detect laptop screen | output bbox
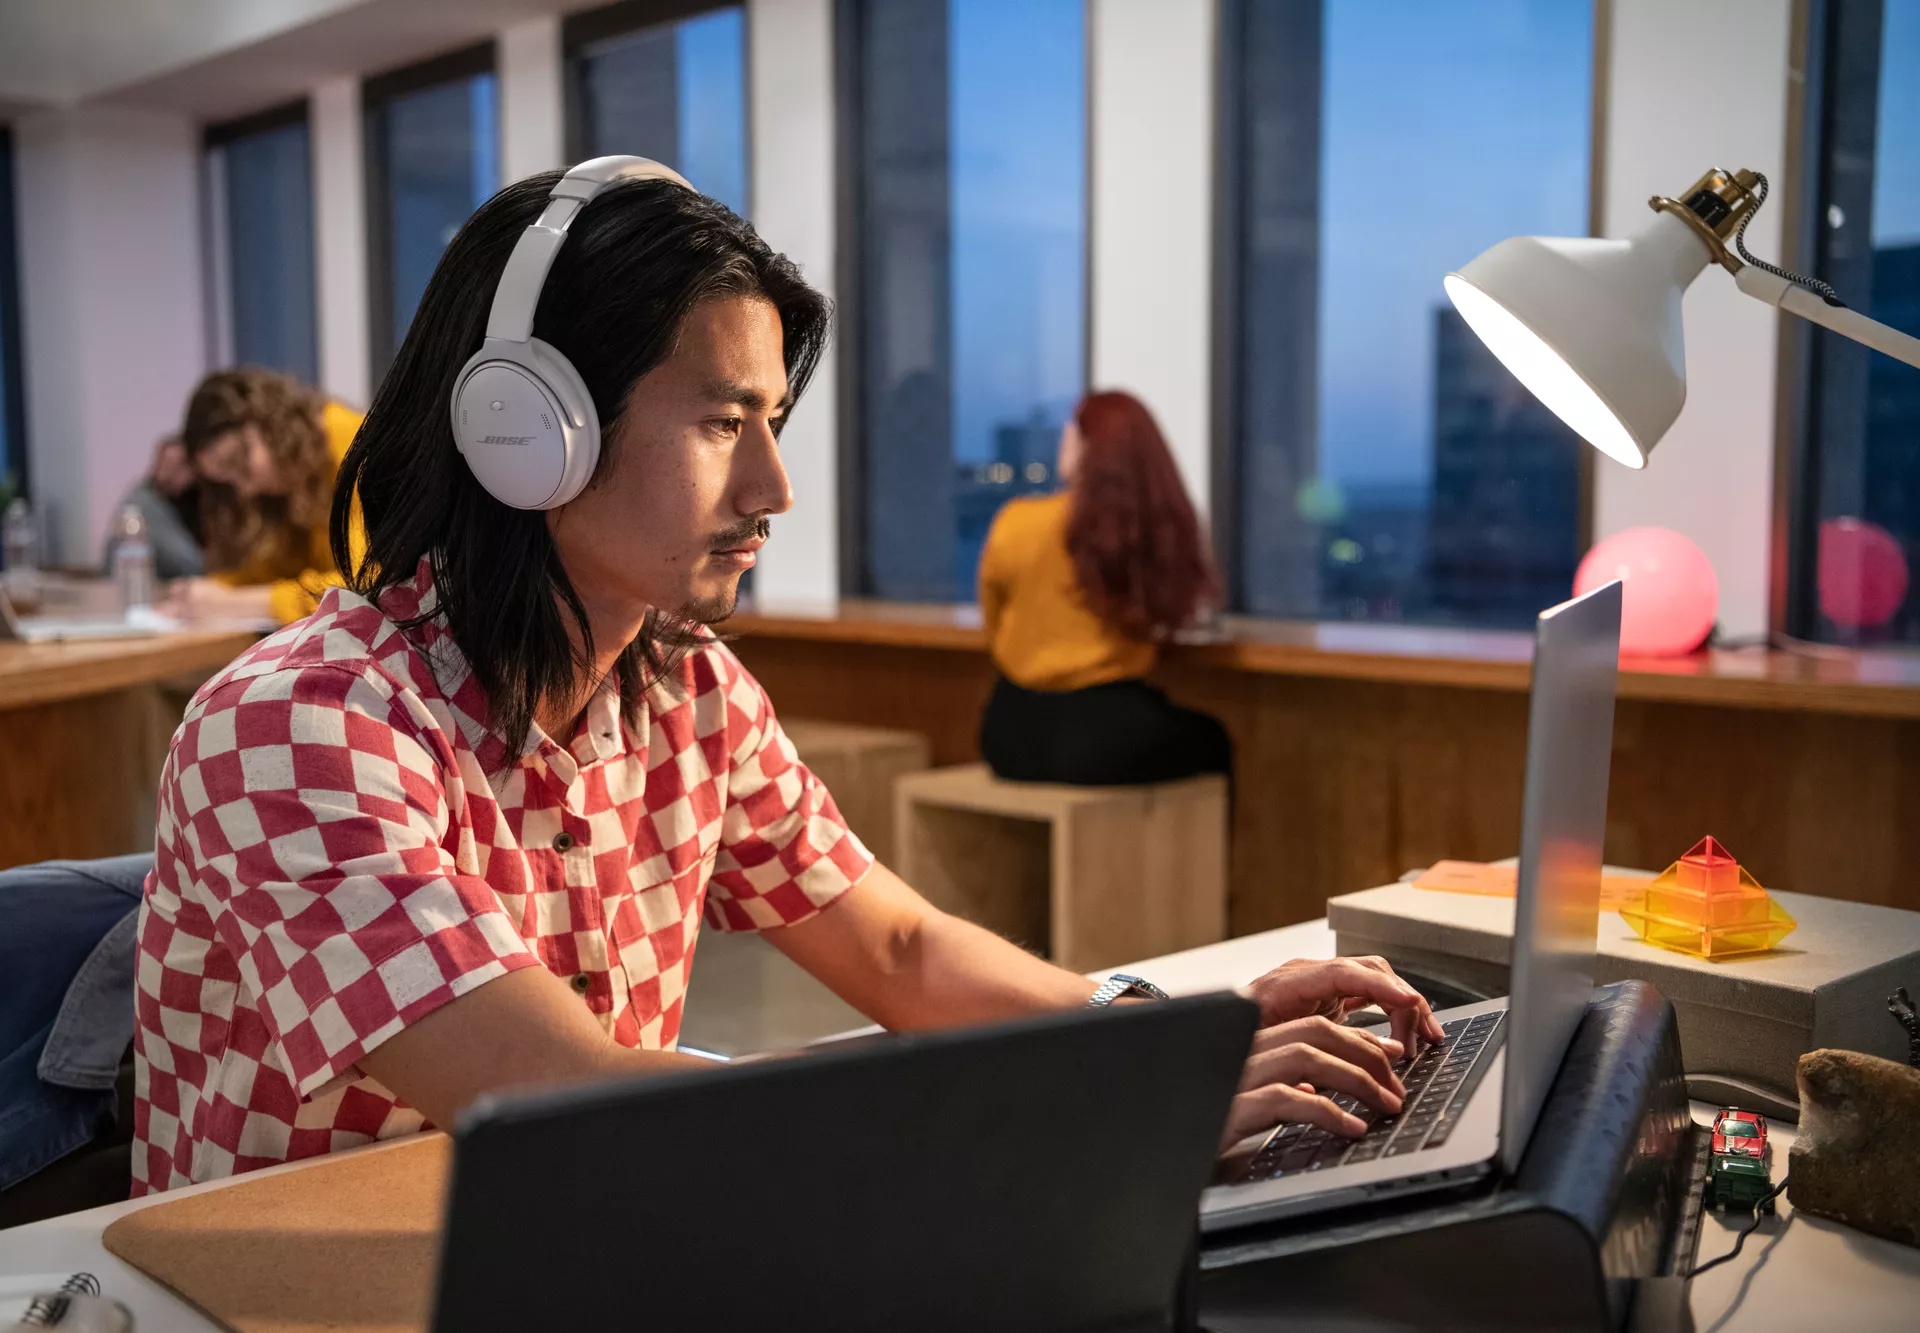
[1499,580,1621,1173]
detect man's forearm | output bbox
[856,903,1099,1031]
[771,863,1105,1033]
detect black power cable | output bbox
[1689,1176,1792,1279]
[1731,171,1846,307]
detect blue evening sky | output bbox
[1318,0,1591,490]
[949,0,1085,466]
[1876,0,1920,245]
[678,8,748,216]
[936,0,1590,487]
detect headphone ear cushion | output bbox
[449,343,600,511]
[527,339,601,508]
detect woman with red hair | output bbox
[977,390,1230,785]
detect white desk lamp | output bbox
[1446,168,1920,470]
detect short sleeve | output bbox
[704,655,874,933]
[161,664,539,1099]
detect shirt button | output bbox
[570,973,591,995]
[552,832,575,853]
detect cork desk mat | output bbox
[102,1135,449,1333]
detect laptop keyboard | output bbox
[1239,1010,1507,1183]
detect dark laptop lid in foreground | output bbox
[433,993,1258,1333]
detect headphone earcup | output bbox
[525,339,601,508]
[449,343,600,510]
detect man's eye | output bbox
[712,417,744,438]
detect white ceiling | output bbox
[0,0,600,122]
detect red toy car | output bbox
[1711,1109,1768,1159]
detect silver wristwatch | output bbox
[1087,973,1171,1007]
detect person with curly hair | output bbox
[162,367,365,624]
[977,390,1231,785]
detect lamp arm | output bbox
[1733,265,1920,370]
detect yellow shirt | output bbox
[977,492,1155,691]
[214,400,366,624]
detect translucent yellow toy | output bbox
[1618,836,1797,959]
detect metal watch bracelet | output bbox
[1087,973,1171,1007]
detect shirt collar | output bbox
[381,556,637,780]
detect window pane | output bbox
[572,7,748,215]
[1228,0,1592,626]
[852,0,1086,601]
[219,120,318,383]
[1800,0,1920,643]
[0,129,23,496]
[372,69,498,376]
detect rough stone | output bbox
[1789,1048,1920,1248]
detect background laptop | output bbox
[435,993,1257,1333]
[0,587,162,642]
[1201,579,1622,1233]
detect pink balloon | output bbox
[1818,517,1909,630]
[1574,527,1719,657]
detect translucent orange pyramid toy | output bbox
[1618,837,1796,959]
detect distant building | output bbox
[1859,241,1920,637]
[1425,306,1582,627]
[953,409,1065,597]
[1318,482,1431,621]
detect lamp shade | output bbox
[1444,210,1712,469]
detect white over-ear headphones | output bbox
[450,155,695,510]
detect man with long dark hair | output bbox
[130,164,1440,1195]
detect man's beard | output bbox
[679,515,770,626]
[682,587,740,626]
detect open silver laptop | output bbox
[0,587,167,642]
[1200,579,1622,1232]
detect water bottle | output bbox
[3,496,40,612]
[111,504,155,613]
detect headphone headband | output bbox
[483,155,694,345]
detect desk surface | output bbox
[0,580,257,713]
[2,920,1915,1331]
[733,598,1920,720]
[0,632,260,713]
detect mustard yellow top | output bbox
[977,492,1155,691]
[214,400,366,624]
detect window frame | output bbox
[561,0,745,166]
[201,99,315,379]
[1772,0,1903,643]
[0,125,28,500]
[1207,0,1607,622]
[831,0,1094,601]
[362,41,499,383]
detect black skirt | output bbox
[978,675,1233,787]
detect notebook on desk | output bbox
[0,588,161,643]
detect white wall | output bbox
[747,0,841,605]
[1594,0,1794,639]
[311,75,369,408]
[500,15,564,183]
[1087,0,1217,517]
[13,104,206,565]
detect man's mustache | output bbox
[710,516,771,551]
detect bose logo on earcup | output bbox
[479,435,537,446]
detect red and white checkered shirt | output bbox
[132,559,872,1195]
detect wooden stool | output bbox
[782,718,931,866]
[894,764,1228,973]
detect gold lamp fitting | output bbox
[1647,168,1763,274]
